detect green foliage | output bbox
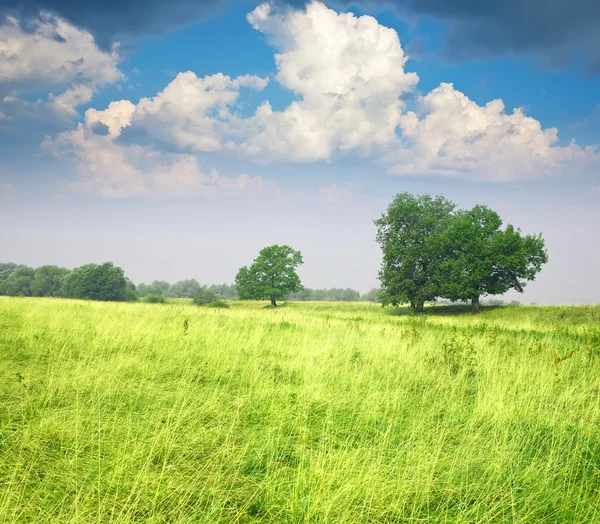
[235,244,304,307]
[193,289,217,306]
[0,265,35,296]
[170,279,202,298]
[289,287,361,301]
[61,262,130,302]
[144,293,166,304]
[137,281,172,298]
[30,265,70,297]
[207,283,238,299]
[361,288,381,303]
[375,193,455,311]
[437,205,548,311]
[207,299,230,308]
[376,194,548,312]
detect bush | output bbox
[193,289,217,306]
[144,294,166,304]
[207,300,229,308]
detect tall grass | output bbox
[1,297,599,522]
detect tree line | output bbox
[0,261,378,304]
[0,193,547,311]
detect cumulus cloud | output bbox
[389,83,599,180]
[40,1,599,188]
[129,72,268,152]
[80,72,268,152]
[241,2,418,161]
[0,12,122,118]
[43,121,278,199]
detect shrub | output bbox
[207,300,229,308]
[144,294,166,304]
[193,289,217,306]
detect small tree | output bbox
[235,245,303,307]
[437,205,548,312]
[375,193,455,312]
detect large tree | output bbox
[437,205,548,312]
[30,265,70,297]
[0,266,35,296]
[235,245,304,307]
[62,262,130,302]
[375,193,455,312]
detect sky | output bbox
[0,0,599,303]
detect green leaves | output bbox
[375,193,455,309]
[235,245,304,307]
[376,193,548,311]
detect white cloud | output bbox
[0,13,122,117]
[43,124,278,199]
[85,100,136,138]
[389,83,599,180]
[36,1,599,188]
[242,2,418,161]
[131,72,268,152]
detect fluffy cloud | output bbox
[130,72,268,152]
[390,83,598,180]
[242,2,418,161]
[0,13,122,117]
[44,122,277,198]
[82,72,268,152]
[40,1,599,190]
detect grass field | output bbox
[1,297,600,522]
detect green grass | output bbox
[1,297,600,522]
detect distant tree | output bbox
[288,287,361,301]
[1,266,35,296]
[375,193,455,313]
[150,281,172,296]
[62,262,130,301]
[193,289,217,306]
[30,265,70,297]
[207,283,238,300]
[170,279,202,298]
[137,281,172,298]
[124,277,138,302]
[144,294,166,304]
[0,262,17,273]
[235,245,304,307]
[361,288,381,303]
[437,205,548,312]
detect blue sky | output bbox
[1,0,599,303]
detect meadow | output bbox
[1,297,599,522]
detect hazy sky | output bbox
[1,0,599,303]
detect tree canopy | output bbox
[235,245,304,307]
[61,262,131,302]
[375,193,456,312]
[436,205,548,311]
[376,194,548,312]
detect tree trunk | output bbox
[270,296,277,308]
[471,296,480,313]
[415,301,424,314]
